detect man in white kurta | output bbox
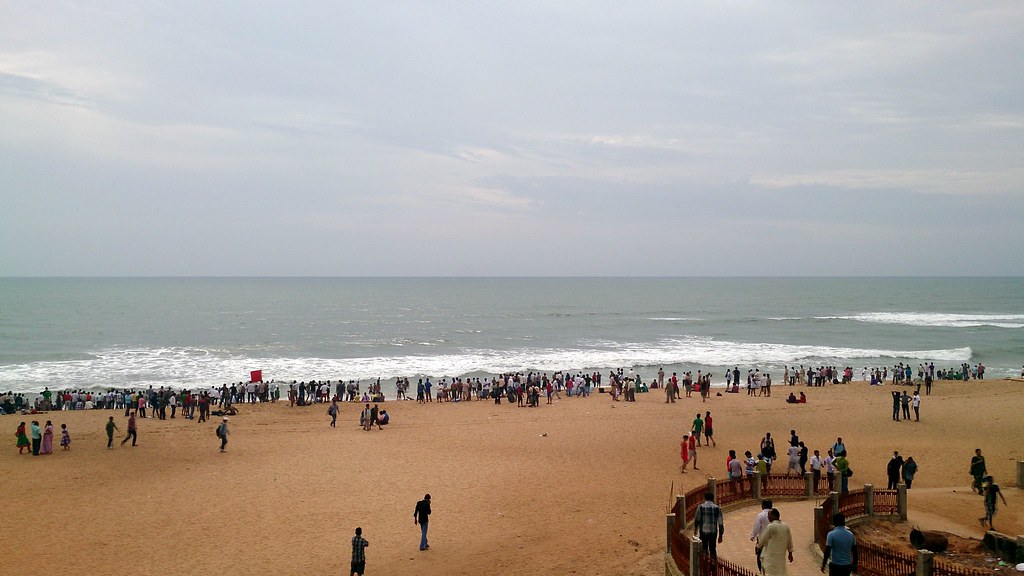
[757,509,793,576]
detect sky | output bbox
[2,2,1023,276]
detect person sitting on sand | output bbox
[378,409,389,426]
[786,393,798,404]
[798,392,806,404]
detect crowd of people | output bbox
[0,358,1009,416]
[712,431,855,495]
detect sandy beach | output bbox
[4,378,1022,576]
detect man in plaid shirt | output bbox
[693,492,725,558]
[351,527,369,576]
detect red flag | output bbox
[250,370,262,383]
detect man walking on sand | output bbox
[414,494,431,550]
[969,449,986,495]
[350,527,369,576]
[120,411,137,447]
[979,476,1008,531]
[105,416,118,449]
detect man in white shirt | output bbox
[758,508,794,576]
[824,449,836,492]
[786,444,801,476]
[750,499,773,574]
[809,449,824,493]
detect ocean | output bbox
[1,277,1021,396]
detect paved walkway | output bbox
[716,498,824,575]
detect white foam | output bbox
[818,312,1024,329]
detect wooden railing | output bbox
[855,539,917,576]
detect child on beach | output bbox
[60,424,71,449]
[680,434,692,473]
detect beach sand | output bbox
[3,379,1022,576]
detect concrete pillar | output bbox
[689,536,702,576]
[831,491,840,516]
[865,483,874,516]
[805,471,814,497]
[916,549,933,576]
[898,484,908,521]
[676,495,686,528]
[814,506,824,548]
[753,472,762,500]
[707,477,717,501]
[666,513,674,555]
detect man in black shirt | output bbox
[414,494,432,550]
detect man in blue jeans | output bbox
[414,494,431,550]
[821,513,857,575]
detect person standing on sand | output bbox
[886,451,903,490]
[105,416,118,449]
[680,434,693,473]
[16,422,30,454]
[758,508,793,576]
[900,391,911,420]
[785,443,800,476]
[902,457,918,489]
[891,391,901,421]
[969,449,986,495]
[691,413,704,444]
[658,367,665,389]
[414,494,431,550]
[60,423,71,450]
[218,417,229,452]
[832,437,846,457]
[693,492,725,559]
[912,391,920,421]
[40,420,53,454]
[30,421,41,456]
[361,404,372,431]
[834,452,850,495]
[810,449,823,492]
[704,411,716,447]
[328,400,339,427]
[824,449,836,492]
[350,527,369,576]
[728,451,745,494]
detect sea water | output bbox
[0,277,1021,395]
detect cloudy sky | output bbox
[2,2,1022,276]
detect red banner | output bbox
[250,370,262,383]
